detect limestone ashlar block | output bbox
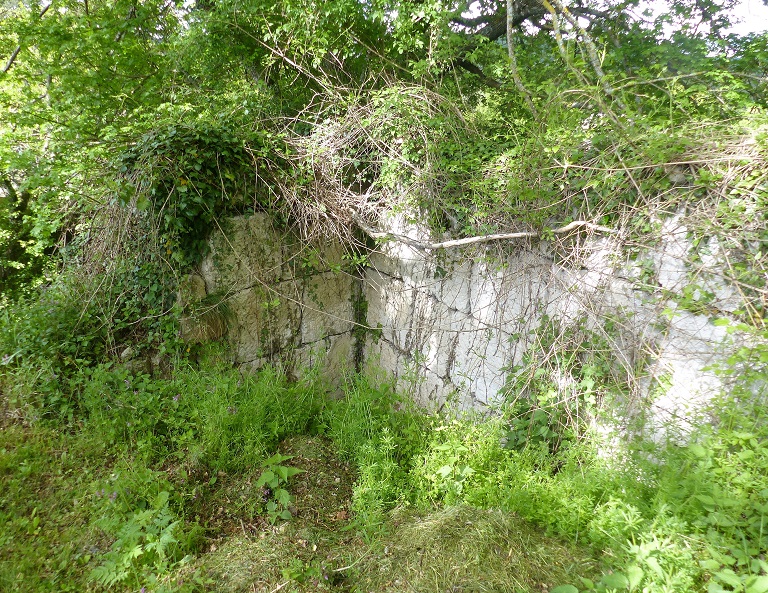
[299,271,357,345]
[179,307,228,344]
[203,214,284,293]
[177,273,229,344]
[293,333,356,383]
[229,283,302,364]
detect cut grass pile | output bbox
[357,505,598,593]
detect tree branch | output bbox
[450,13,496,28]
[452,9,546,41]
[355,218,617,251]
[507,0,539,116]
[453,59,502,88]
[2,2,53,75]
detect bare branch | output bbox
[356,217,617,251]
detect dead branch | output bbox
[355,217,617,251]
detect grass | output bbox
[0,423,109,591]
[2,345,768,593]
[0,361,604,593]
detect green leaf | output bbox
[645,557,665,579]
[262,453,293,467]
[600,572,629,590]
[551,586,579,593]
[626,565,644,590]
[283,467,304,479]
[701,559,722,571]
[715,569,743,589]
[746,576,768,593]
[255,470,275,488]
[688,444,708,457]
[275,488,291,506]
[695,494,717,507]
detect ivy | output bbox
[119,122,285,267]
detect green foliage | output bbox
[5,326,768,593]
[79,366,197,463]
[502,316,622,460]
[413,418,508,508]
[0,355,326,592]
[0,177,54,300]
[119,121,286,266]
[0,425,107,592]
[255,453,304,524]
[189,366,322,472]
[322,375,428,534]
[74,359,323,471]
[0,0,178,298]
[0,4,766,587]
[90,489,185,589]
[324,375,427,466]
[0,258,180,417]
[317,362,768,593]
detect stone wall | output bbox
[197,211,744,437]
[182,215,360,381]
[361,213,736,438]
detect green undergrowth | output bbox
[1,336,768,592]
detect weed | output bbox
[255,453,304,523]
[90,490,185,589]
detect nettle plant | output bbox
[90,489,186,590]
[256,453,304,524]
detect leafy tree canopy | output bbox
[0,0,766,297]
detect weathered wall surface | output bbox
[182,215,360,380]
[362,213,736,437]
[199,212,744,437]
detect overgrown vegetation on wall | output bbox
[2,0,768,591]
